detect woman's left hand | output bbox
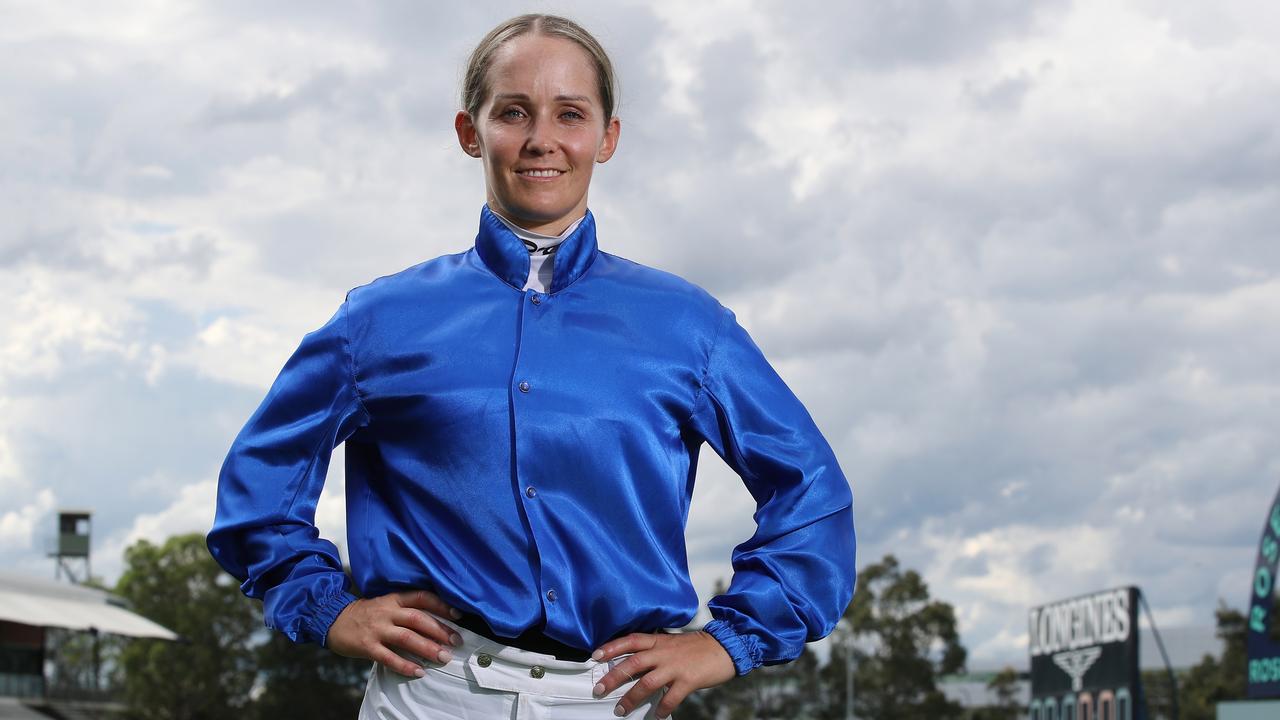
[591,629,737,718]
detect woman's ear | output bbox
[455,111,482,158]
[596,116,621,163]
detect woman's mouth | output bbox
[517,169,564,178]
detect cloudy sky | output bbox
[3,0,1278,669]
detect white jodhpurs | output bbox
[358,611,670,719]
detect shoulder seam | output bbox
[341,290,372,421]
[681,304,732,428]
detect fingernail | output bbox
[593,682,605,698]
[614,705,625,717]
[449,607,463,619]
[591,649,604,661]
[414,667,425,678]
[438,649,453,663]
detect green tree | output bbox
[1174,603,1247,720]
[250,631,371,720]
[837,554,967,719]
[114,533,260,720]
[982,666,1021,720]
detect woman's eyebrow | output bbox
[492,92,591,103]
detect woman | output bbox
[207,13,856,719]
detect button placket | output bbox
[513,285,567,629]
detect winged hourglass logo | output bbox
[1052,646,1103,691]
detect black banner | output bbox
[1028,587,1141,720]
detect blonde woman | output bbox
[208,13,856,719]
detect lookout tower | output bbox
[47,509,92,584]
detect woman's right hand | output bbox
[325,590,466,677]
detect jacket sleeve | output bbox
[683,305,857,676]
[206,297,370,647]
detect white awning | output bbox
[0,572,178,641]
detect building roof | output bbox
[0,571,177,641]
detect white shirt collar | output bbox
[490,209,586,254]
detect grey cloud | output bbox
[766,0,1071,69]
[964,69,1037,113]
[1021,543,1054,576]
[199,68,352,127]
[952,551,990,577]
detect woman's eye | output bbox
[561,110,585,120]
[501,108,526,119]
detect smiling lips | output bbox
[517,168,565,178]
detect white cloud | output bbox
[0,489,56,551]
[0,268,138,383]
[96,478,217,583]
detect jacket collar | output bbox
[474,205,599,294]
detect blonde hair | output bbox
[461,14,618,125]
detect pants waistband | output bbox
[450,610,594,661]
[418,611,635,699]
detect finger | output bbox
[372,644,427,678]
[396,589,463,620]
[395,607,463,648]
[594,652,653,698]
[654,680,693,720]
[614,666,673,718]
[381,624,454,665]
[593,631,660,662]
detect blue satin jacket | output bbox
[206,206,856,676]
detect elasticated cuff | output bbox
[702,618,762,676]
[309,589,360,648]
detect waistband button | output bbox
[530,665,545,679]
[476,653,492,667]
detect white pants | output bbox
[359,612,669,719]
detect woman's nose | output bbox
[524,116,556,155]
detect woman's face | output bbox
[456,34,621,235]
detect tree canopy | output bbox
[841,553,968,719]
[112,532,368,720]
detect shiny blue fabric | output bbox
[206,206,856,676]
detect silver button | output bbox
[530,665,546,679]
[525,486,537,498]
[518,381,531,393]
[546,589,557,602]
[531,295,541,305]
[476,653,492,667]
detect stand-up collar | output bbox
[474,205,599,294]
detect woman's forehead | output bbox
[486,34,600,102]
